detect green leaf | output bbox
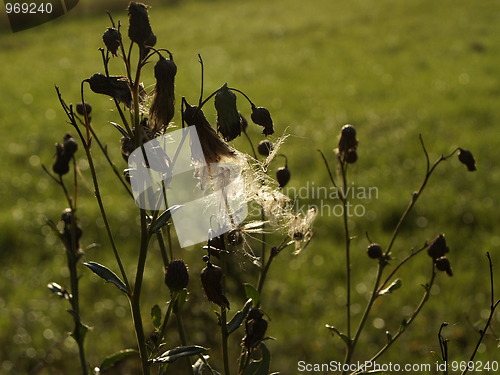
[149,205,182,234]
[67,309,90,341]
[227,299,253,335]
[150,345,208,364]
[243,343,271,375]
[47,282,71,300]
[84,262,128,293]
[244,283,260,307]
[379,279,402,296]
[110,122,130,138]
[151,305,162,330]
[99,349,138,370]
[325,324,351,346]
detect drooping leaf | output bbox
[99,349,138,370]
[227,299,253,335]
[149,205,182,233]
[325,324,351,346]
[151,345,208,364]
[151,305,162,330]
[192,355,221,375]
[84,262,128,293]
[378,279,402,296]
[110,122,130,138]
[244,283,260,307]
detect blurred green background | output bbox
[1,0,499,373]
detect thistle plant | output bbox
[42,2,499,375]
[45,2,313,374]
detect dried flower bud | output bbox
[276,166,291,188]
[257,140,273,156]
[251,105,274,136]
[61,209,83,255]
[128,2,154,46]
[149,55,177,134]
[183,99,234,163]
[367,243,383,259]
[338,124,358,154]
[205,235,225,259]
[458,148,476,172]
[76,102,92,116]
[427,234,449,259]
[102,27,122,56]
[164,259,189,292]
[435,256,453,276]
[242,308,268,351]
[87,73,132,107]
[215,84,242,141]
[52,143,70,176]
[200,261,230,309]
[345,149,358,164]
[63,134,78,158]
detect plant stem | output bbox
[174,301,195,375]
[221,306,231,375]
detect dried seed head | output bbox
[127,2,154,46]
[63,133,78,158]
[345,149,358,164]
[164,259,189,292]
[200,261,230,309]
[427,234,449,259]
[215,84,242,141]
[61,209,83,255]
[102,27,122,56]
[228,229,243,246]
[276,166,291,188]
[435,256,453,276]
[251,105,274,136]
[242,308,268,351]
[338,124,358,154]
[257,140,273,157]
[76,102,92,116]
[87,74,132,107]
[149,55,177,134]
[183,99,235,163]
[458,148,476,172]
[52,144,69,176]
[367,243,383,259]
[206,235,225,259]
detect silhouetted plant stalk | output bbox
[321,127,476,374]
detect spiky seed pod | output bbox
[149,56,177,134]
[276,166,291,188]
[458,148,476,172]
[427,234,449,259]
[200,261,230,309]
[76,102,92,117]
[127,2,154,46]
[435,256,453,276]
[215,84,242,141]
[102,27,122,56]
[87,74,132,108]
[367,243,383,259]
[345,149,358,164]
[251,105,274,136]
[182,99,235,163]
[164,259,189,292]
[338,124,358,154]
[257,140,273,156]
[242,308,268,351]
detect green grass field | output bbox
[1,0,500,373]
